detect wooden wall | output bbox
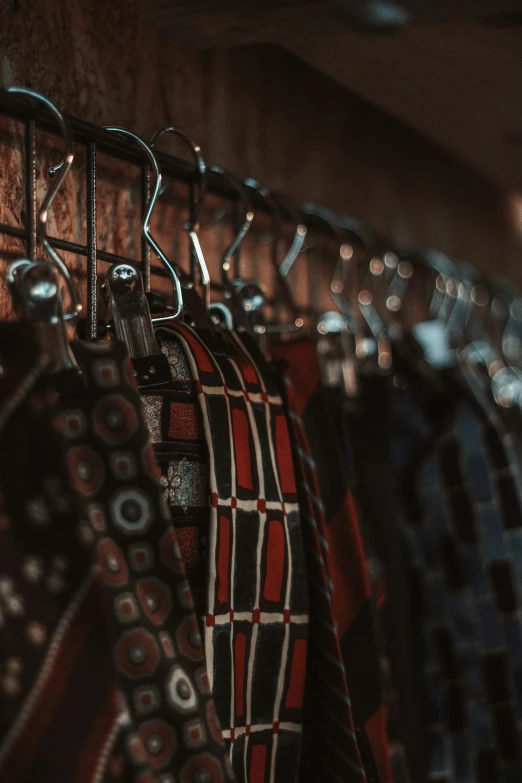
[0,0,521,319]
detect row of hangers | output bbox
[4,88,522,413]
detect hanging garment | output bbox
[393,364,522,783]
[0,325,232,783]
[344,375,426,783]
[0,323,116,783]
[142,324,309,782]
[271,337,393,783]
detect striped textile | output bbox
[271,337,393,783]
[154,324,309,782]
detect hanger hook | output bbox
[208,166,254,286]
[8,87,81,321]
[242,178,304,331]
[243,178,307,277]
[271,193,308,278]
[301,204,357,327]
[150,126,210,311]
[103,126,183,322]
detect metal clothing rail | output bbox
[0,88,351,338]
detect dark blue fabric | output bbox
[392,376,522,782]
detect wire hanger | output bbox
[198,166,254,331]
[104,126,183,323]
[7,87,81,321]
[243,178,306,336]
[211,166,255,287]
[488,276,522,408]
[150,125,213,328]
[102,127,183,387]
[272,192,308,279]
[302,204,362,394]
[303,204,360,332]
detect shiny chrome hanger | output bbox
[8,87,81,321]
[7,259,79,373]
[300,205,362,393]
[423,249,461,325]
[243,178,306,336]
[150,125,212,326]
[105,263,172,386]
[467,274,522,409]
[489,276,522,370]
[103,128,183,386]
[206,165,255,331]
[105,126,184,323]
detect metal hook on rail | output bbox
[8,87,81,321]
[150,125,210,312]
[243,178,307,280]
[208,166,255,287]
[104,126,183,322]
[243,178,305,334]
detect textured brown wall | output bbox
[0,0,520,320]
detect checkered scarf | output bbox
[152,324,309,782]
[271,337,393,783]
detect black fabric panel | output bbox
[339,601,382,727]
[431,627,460,681]
[346,376,428,783]
[302,383,348,520]
[437,534,466,592]
[488,560,518,615]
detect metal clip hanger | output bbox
[303,205,364,392]
[304,205,367,367]
[490,276,522,371]
[8,259,79,374]
[423,249,461,325]
[106,263,171,386]
[243,178,306,337]
[104,127,184,323]
[488,277,522,408]
[150,125,214,329]
[317,310,359,398]
[212,166,255,287]
[354,239,396,375]
[102,128,183,387]
[205,167,255,332]
[8,87,81,322]
[302,204,361,333]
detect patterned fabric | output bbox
[0,326,232,783]
[271,337,393,783]
[394,372,522,782]
[140,338,209,623]
[151,325,309,783]
[0,324,119,783]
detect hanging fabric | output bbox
[0,326,232,783]
[143,323,309,782]
[271,336,393,783]
[392,350,522,782]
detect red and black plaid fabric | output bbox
[149,324,309,782]
[271,337,393,783]
[0,327,232,783]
